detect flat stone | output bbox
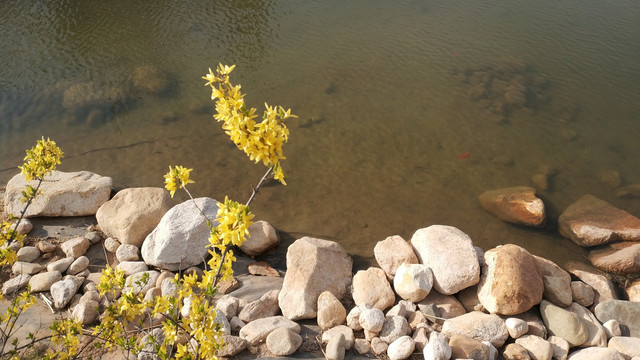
[478,186,546,227]
[96,187,171,248]
[11,261,43,275]
[410,225,480,295]
[275,237,352,321]
[29,271,62,292]
[238,289,280,323]
[2,274,31,295]
[478,244,544,315]
[441,311,509,347]
[418,290,467,320]
[589,241,640,275]
[247,261,280,277]
[594,300,640,337]
[4,171,112,217]
[266,327,302,356]
[558,194,640,247]
[141,197,219,271]
[374,235,419,280]
[238,316,300,346]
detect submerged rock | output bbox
[558,194,640,247]
[478,186,546,227]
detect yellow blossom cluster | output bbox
[164,165,195,198]
[19,137,63,182]
[203,64,296,184]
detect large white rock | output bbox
[277,237,352,320]
[51,278,79,309]
[387,335,415,360]
[423,332,452,360]
[141,197,219,271]
[4,171,112,217]
[393,263,433,302]
[97,187,172,247]
[410,225,480,295]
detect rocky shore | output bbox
[2,170,640,360]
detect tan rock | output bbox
[478,244,544,315]
[247,261,280,277]
[266,327,302,356]
[565,302,607,347]
[478,186,546,226]
[567,264,618,308]
[539,300,588,347]
[238,289,280,323]
[352,267,395,311]
[547,336,569,360]
[589,241,640,275]
[374,235,419,280]
[393,263,433,302]
[238,316,300,346]
[515,335,553,360]
[240,220,279,256]
[503,343,532,360]
[534,255,572,307]
[441,311,509,348]
[277,237,352,320]
[4,171,111,217]
[60,237,91,258]
[570,281,595,307]
[411,225,480,295]
[449,334,490,360]
[418,290,467,320]
[627,279,640,302]
[558,194,640,246]
[317,291,346,330]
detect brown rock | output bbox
[589,242,640,275]
[96,187,171,247]
[627,279,640,302]
[478,186,546,227]
[478,245,544,315]
[373,235,419,280]
[449,334,490,360]
[558,194,640,246]
[247,261,280,277]
[503,343,531,360]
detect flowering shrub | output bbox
[0,65,295,359]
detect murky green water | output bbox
[1,0,639,269]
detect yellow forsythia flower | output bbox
[164,165,195,197]
[19,137,63,181]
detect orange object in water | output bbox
[456,152,471,159]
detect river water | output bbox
[1,0,639,269]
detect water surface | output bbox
[1,0,639,269]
